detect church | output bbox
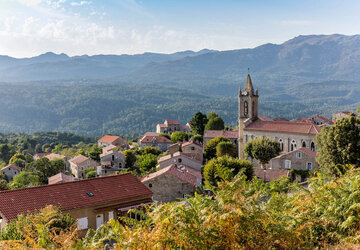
[238,74,321,168]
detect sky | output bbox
[0,0,360,57]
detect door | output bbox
[108,211,114,220]
[96,214,104,229]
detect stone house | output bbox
[44,153,70,170]
[139,134,172,151]
[48,172,75,185]
[98,147,126,177]
[98,135,128,149]
[141,164,201,202]
[0,164,21,182]
[168,141,203,162]
[253,168,290,182]
[157,152,202,171]
[69,155,98,179]
[156,120,191,135]
[270,147,318,172]
[0,174,152,233]
[33,152,51,160]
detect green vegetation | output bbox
[24,157,66,184]
[205,112,225,130]
[170,131,188,143]
[244,137,281,168]
[204,136,230,160]
[189,111,208,136]
[316,113,360,176]
[158,133,171,140]
[216,141,236,158]
[136,154,158,174]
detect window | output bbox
[244,101,248,116]
[311,142,315,152]
[296,152,302,159]
[252,101,255,116]
[290,140,297,151]
[302,141,306,148]
[77,217,88,230]
[285,160,291,169]
[178,158,182,163]
[112,155,115,161]
[191,147,195,150]
[307,162,313,170]
[279,139,284,151]
[149,183,152,188]
[108,211,114,220]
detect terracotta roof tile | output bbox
[34,153,51,158]
[273,118,289,121]
[1,164,22,172]
[48,172,75,185]
[253,168,290,182]
[0,173,152,221]
[258,115,273,121]
[158,151,201,163]
[157,124,167,128]
[98,135,120,143]
[299,147,317,158]
[181,140,203,148]
[244,119,321,135]
[165,120,179,125]
[142,164,200,186]
[203,130,239,139]
[45,153,66,161]
[69,155,90,165]
[140,135,172,143]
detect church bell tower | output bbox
[238,74,258,158]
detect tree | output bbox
[189,112,208,136]
[203,155,253,189]
[207,111,219,120]
[123,150,137,168]
[204,136,230,160]
[315,113,360,176]
[158,133,171,140]
[0,144,15,163]
[135,147,162,156]
[25,158,66,184]
[205,112,225,131]
[84,167,97,179]
[244,137,281,168]
[85,144,102,161]
[137,154,157,174]
[191,134,203,143]
[9,153,26,168]
[216,141,236,158]
[171,131,189,143]
[8,171,40,189]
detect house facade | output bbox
[0,174,152,232]
[0,164,21,182]
[156,120,191,135]
[139,135,172,151]
[157,152,202,171]
[48,172,75,185]
[141,164,201,202]
[69,155,98,178]
[332,111,358,123]
[98,135,128,148]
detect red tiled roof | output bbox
[273,118,289,121]
[309,114,334,125]
[48,172,74,185]
[1,164,22,172]
[299,147,317,158]
[144,132,159,136]
[158,151,201,163]
[244,119,321,135]
[34,152,51,158]
[45,153,66,161]
[141,164,199,186]
[203,130,239,139]
[157,124,167,128]
[98,135,120,143]
[181,140,203,148]
[0,173,152,221]
[165,120,179,125]
[69,155,90,165]
[259,115,273,121]
[292,118,313,124]
[253,168,290,182]
[140,135,172,143]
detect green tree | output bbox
[8,171,40,189]
[207,111,219,120]
[315,113,360,176]
[205,117,225,130]
[216,141,236,158]
[25,158,66,184]
[158,133,171,140]
[123,150,137,168]
[85,144,102,162]
[171,131,189,143]
[191,134,203,143]
[189,112,208,136]
[9,153,26,168]
[84,167,97,179]
[0,144,16,163]
[204,136,230,160]
[244,137,281,168]
[203,155,253,189]
[135,146,162,156]
[137,153,157,174]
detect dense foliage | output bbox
[204,136,230,160]
[316,113,360,176]
[216,141,237,158]
[170,131,188,143]
[244,137,281,167]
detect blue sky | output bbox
[0,0,359,57]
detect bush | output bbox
[204,136,230,160]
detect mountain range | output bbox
[0,34,359,136]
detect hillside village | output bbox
[0,74,358,237]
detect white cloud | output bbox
[70,1,91,6]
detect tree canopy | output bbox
[137,153,157,174]
[205,112,225,130]
[170,131,189,143]
[189,112,208,136]
[244,137,281,168]
[204,136,230,160]
[216,141,237,158]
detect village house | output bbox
[156,120,191,135]
[69,155,98,178]
[48,172,75,185]
[139,134,172,151]
[45,152,69,169]
[253,168,290,183]
[141,164,201,202]
[33,152,51,160]
[98,135,128,149]
[158,151,202,171]
[269,147,318,181]
[0,173,152,233]
[97,145,126,177]
[238,74,322,165]
[168,140,203,162]
[0,164,21,182]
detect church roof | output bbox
[244,119,321,135]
